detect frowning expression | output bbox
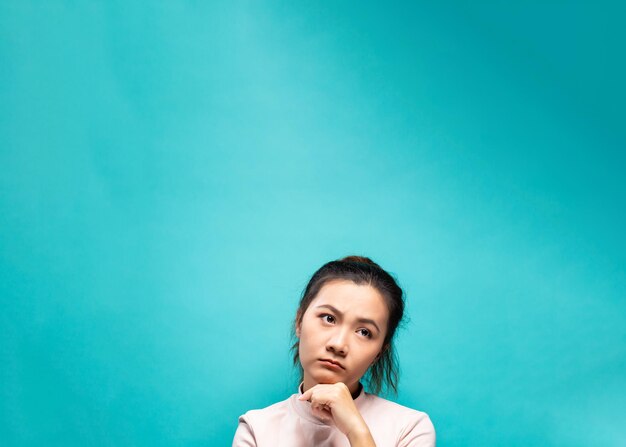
[296,280,389,395]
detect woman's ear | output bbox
[294,311,302,338]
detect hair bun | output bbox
[338,255,381,268]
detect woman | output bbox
[232,256,435,447]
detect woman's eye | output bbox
[358,328,372,338]
[321,314,335,324]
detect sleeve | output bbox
[397,412,436,447]
[232,416,257,447]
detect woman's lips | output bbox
[318,358,345,370]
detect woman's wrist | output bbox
[346,423,376,447]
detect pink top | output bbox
[232,385,436,447]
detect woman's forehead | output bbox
[309,280,389,320]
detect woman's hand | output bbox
[298,382,376,447]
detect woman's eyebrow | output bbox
[314,304,381,333]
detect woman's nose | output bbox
[326,329,349,356]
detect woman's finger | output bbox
[311,403,331,422]
[298,388,314,402]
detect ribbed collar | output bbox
[290,382,369,425]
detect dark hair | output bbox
[291,255,405,395]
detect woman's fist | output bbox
[298,382,371,441]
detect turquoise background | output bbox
[1,2,625,446]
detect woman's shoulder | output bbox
[360,393,436,443]
[238,394,294,425]
[363,393,430,416]
[235,394,299,444]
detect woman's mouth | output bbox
[318,358,345,371]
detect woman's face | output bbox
[296,279,389,395]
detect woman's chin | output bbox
[310,369,345,384]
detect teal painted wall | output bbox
[1,2,625,446]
